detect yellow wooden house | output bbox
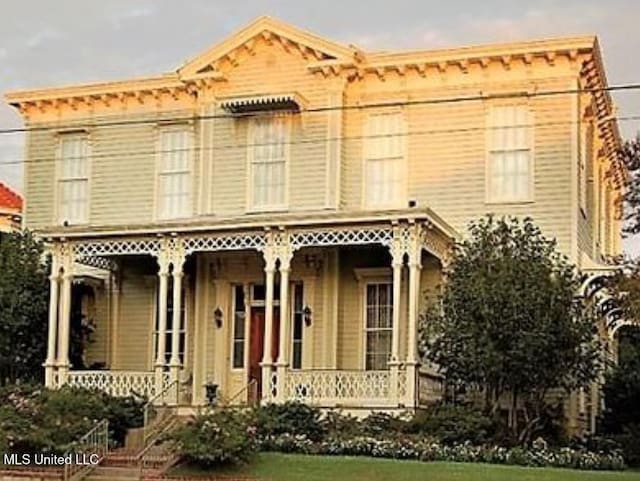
[5,17,624,426]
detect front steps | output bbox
[83,465,141,481]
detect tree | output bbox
[0,231,49,385]
[419,216,601,444]
[600,327,640,466]
[617,135,640,235]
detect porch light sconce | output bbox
[213,307,223,328]
[303,306,312,327]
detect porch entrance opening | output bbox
[249,306,280,400]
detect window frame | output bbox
[230,284,247,371]
[55,131,91,225]
[362,110,408,210]
[290,282,304,370]
[362,281,394,371]
[154,123,195,221]
[485,103,535,205]
[246,115,291,213]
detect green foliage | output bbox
[0,231,49,385]
[254,401,326,442]
[406,403,498,445]
[170,409,257,467]
[0,384,144,454]
[419,216,601,443]
[600,327,640,466]
[617,135,640,235]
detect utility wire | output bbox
[0,114,639,168]
[0,82,639,136]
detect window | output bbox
[487,105,533,203]
[364,112,406,208]
[364,283,393,370]
[249,117,288,210]
[579,122,593,213]
[58,134,89,224]
[291,283,304,370]
[232,285,246,369]
[154,281,187,366]
[157,126,192,219]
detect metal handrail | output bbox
[143,379,179,443]
[62,419,109,481]
[225,379,258,406]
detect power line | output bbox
[0,114,639,168]
[1,82,640,136]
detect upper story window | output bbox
[487,105,533,203]
[57,133,89,225]
[248,116,289,211]
[363,112,407,209]
[579,121,594,214]
[156,126,193,220]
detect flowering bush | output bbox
[254,401,326,441]
[258,434,626,471]
[169,409,257,467]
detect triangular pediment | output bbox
[179,16,358,78]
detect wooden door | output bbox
[248,307,280,400]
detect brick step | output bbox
[85,465,140,481]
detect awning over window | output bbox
[219,93,307,114]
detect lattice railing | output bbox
[281,370,406,406]
[183,232,267,254]
[290,227,392,250]
[72,238,161,258]
[66,370,160,398]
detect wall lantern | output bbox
[303,306,312,327]
[213,307,223,328]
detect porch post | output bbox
[276,250,292,402]
[406,240,422,408]
[56,271,72,384]
[389,230,404,405]
[44,258,60,388]
[169,255,185,401]
[154,257,170,396]
[261,247,276,401]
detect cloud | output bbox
[25,29,63,49]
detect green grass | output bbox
[173,453,640,481]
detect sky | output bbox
[0,0,638,253]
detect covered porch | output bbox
[43,210,455,409]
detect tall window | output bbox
[154,282,186,366]
[249,117,288,210]
[487,105,533,203]
[579,122,593,213]
[232,285,246,369]
[364,112,406,208]
[157,126,192,219]
[291,283,304,370]
[364,283,393,370]
[58,134,89,224]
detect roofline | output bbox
[5,26,600,107]
[34,207,461,242]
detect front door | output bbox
[248,307,280,400]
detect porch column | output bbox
[44,262,60,388]
[261,250,277,401]
[406,246,422,407]
[389,236,404,404]
[154,259,170,396]
[276,252,292,402]
[56,270,72,384]
[169,257,185,399]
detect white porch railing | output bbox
[66,370,168,399]
[276,369,408,406]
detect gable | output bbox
[178,16,358,78]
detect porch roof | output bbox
[38,207,460,242]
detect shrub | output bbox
[359,412,409,438]
[170,409,257,467]
[254,402,326,442]
[0,384,144,454]
[406,403,497,445]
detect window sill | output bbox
[484,199,535,206]
[246,206,288,214]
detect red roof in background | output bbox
[0,181,23,211]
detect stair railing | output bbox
[223,379,258,406]
[142,379,179,444]
[62,419,109,481]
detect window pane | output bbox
[251,117,287,209]
[158,128,191,219]
[364,113,404,207]
[365,283,393,370]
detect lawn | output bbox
[173,453,640,481]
